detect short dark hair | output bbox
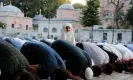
[76,43,84,50]
[51,69,67,80]
[124,45,127,47]
[97,45,104,49]
[102,63,113,75]
[114,62,123,73]
[123,62,131,72]
[128,61,133,67]
[91,66,102,77]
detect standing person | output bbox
[61,23,76,45]
[0,40,37,80]
[51,40,102,80]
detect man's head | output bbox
[123,62,131,72]
[128,60,133,67]
[91,66,102,77]
[124,45,127,47]
[102,63,113,75]
[114,62,123,73]
[76,43,84,50]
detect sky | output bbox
[70,0,86,5]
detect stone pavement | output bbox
[43,72,133,80]
[93,72,133,80]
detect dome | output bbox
[0,5,22,13]
[59,3,75,10]
[34,14,46,20]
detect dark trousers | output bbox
[0,40,29,79]
[51,40,90,75]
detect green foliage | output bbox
[0,21,6,29]
[117,10,130,29]
[126,6,133,27]
[98,27,104,29]
[109,0,128,29]
[2,0,60,18]
[81,0,100,27]
[73,3,84,9]
[106,26,113,29]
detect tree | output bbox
[106,25,113,29]
[59,0,70,4]
[117,10,131,29]
[126,6,133,28]
[109,0,128,29]
[73,3,84,9]
[0,21,6,29]
[2,0,60,18]
[81,0,100,27]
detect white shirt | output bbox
[114,44,133,61]
[13,38,26,50]
[82,42,109,66]
[98,43,122,61]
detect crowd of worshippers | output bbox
[1,23,133,80]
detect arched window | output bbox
[52,28,57,33]
[43,27,48,32]
[26,25,28,30]
[12,24,14,28]
[103,10,112,17]
[18,24,22,29]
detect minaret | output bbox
[0,2,3,8]
[9,0,12,5]
[39,9,42,15]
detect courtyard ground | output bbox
[43,72,133,80]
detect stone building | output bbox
[76,29,132,44]
[33,2,82,39]
[99,0,132,26]
[0,3,32,37]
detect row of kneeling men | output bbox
[1,37,133,80]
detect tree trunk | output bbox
[116,16,120,29]
[114,10,120,29]
[131,9,133,42]
[114,12,117,29]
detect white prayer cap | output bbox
[85,67,93,80]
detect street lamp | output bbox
[112,26,115,44]
[46,0,51,39]
[91,25,94,42]
[130,0,133,42]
